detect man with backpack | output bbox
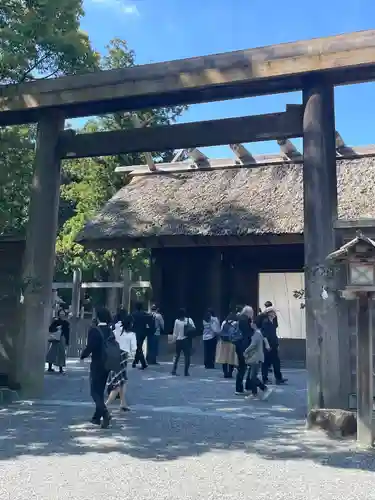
[80,307,122,429]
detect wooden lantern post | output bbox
[327,231,375,447]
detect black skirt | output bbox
[107,351,128,392]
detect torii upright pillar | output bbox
[18,110,65,397]
[303,81,342,410]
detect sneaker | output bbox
[184,373,190,377]
[245,393,257,400]
[259,388,273,401]
[171,372,179,376]
[90,417,101,426]
[235,391,245,396]
[120,406,130,412]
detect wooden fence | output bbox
[66,317,92,358]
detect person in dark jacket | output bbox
[234,305,254,395]
[131,302,155,369]
[258,302,287,385]
[149,304,164,365]
[46,309,70,374]
[80,307,112,428]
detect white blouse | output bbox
[114,322,137,354]
[173,317,195,340]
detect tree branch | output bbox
[40,68,60,80]
[18,53,51,82]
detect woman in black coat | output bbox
[46,309,70,374]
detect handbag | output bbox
[184,318,197,339]
[48,325,62,342]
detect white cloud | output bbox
[89,0,140,16]
[121,4,140,16]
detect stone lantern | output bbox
[327,231,375,447]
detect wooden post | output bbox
[121,268,132,311]
[356,292,373,447]
[71,269,82,318]
[69,268,82,355]
[150,249,162,308]
[335,229,353,410]
[107,252,121,316]
[19,110,65,397]
[303,82,341,410]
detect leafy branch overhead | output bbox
[0,0,99,84]
[0,3,188,280]
[55,39,187,277]
[0,0,99,237]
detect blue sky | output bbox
[80,0,375,158]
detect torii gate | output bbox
[2,30,375,404]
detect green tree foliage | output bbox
[0,125,35,235]
[56,39,187,279]
[0,0,98,83]
[0,0,98,236]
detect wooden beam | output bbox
[131,114,156,171]
[59,107,303,159]
[2,30,375,124]
[229,143,256,164]
[115,144,375,176]
[335,130,346,150]
[334,219,375,230]
[186,148,210,167]
[335,130,356,156]
[52,281,150,289]
[79,233,304,250]
[171,149,187,163]
[277,138,302,160]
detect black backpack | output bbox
[98,327,122,373]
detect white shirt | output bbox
[114,322,137,355]
[152,312,165,336]
[202,317,220,340]
[173,317,195,340]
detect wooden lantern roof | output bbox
[327,232,375,262]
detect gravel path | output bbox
[1,360,375,500]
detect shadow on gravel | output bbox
[0,367,374,473]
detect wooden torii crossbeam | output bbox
[59,106,303,159]
[115,143,375,176]
[1,30,375,124]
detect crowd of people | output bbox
[46,300,287,429]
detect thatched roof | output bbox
[77,157,375,246]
